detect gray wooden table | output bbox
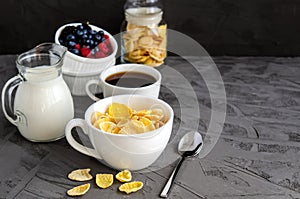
[0,55,299,199]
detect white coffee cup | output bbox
[85,64,161,101]
[65,94,174,171]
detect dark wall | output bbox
[1,0,300,56]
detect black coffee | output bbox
[105,72,156,88]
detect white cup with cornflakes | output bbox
[85,64,161,101]
[65,94,173,171]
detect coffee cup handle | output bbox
[85,79,102,101]
[65,118,102,160]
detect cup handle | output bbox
[85,79,102,101]
[65,118,102,160]
[1,75,24,126]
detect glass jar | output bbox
[121,0,167,67]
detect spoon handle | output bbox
[160,156,185,198]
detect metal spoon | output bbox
[160,131,203,198]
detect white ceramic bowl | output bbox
[54,22,117,95]
[62,69,104,96]
[62,59,115,96]
[65,94,174,170]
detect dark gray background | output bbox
[0,0,299,56]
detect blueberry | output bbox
[88,34,93,39]
[85,39,92,46]
[77,25,84,30]
[81,39,87,44]
[76,38,83,44]
[89,40,95,47]
[83,45,91,49]
[89,29,97,35]
[90,48,96,55]
[94,41,99,46]
[61,26,75,36]
[76,29,84,36]
[66,34,75,41]
[82,34,88,40]
[94,46,100,52]
[94,34,102,41]
[98,30,104,35]
[82,29,88,35]
[70,48,80,55]
[67,41,76,48]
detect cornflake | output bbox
[123,23,167,67]
[108,102,132,122]
[91,103,166,135]
[96,174,114,189]
[65,168,144,196]
[67,183,90,196]
[68,168,93,181]
[91,111,107,124]
[116,170,132,182]
[119,181,144,194]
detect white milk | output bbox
[14,75,74,141]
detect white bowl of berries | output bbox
[55,22,117,96]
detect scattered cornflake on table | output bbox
[68,168,93,181]
[67,183,90,196]
[96,174,114,188]
[116,170,132,182]
[119,181,143,194]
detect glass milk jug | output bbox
[121,0,167,67]
[1,43,74,142]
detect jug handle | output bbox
[1,75,24,126]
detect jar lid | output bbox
[125,7,163,26]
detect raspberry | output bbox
[95,51,106,58]
[104,40,112,51]
[74,44,80,50]
[97,43,108,54]
[103,34,109,40]
[80,47,91,57]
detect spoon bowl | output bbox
[179,131,203,157]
